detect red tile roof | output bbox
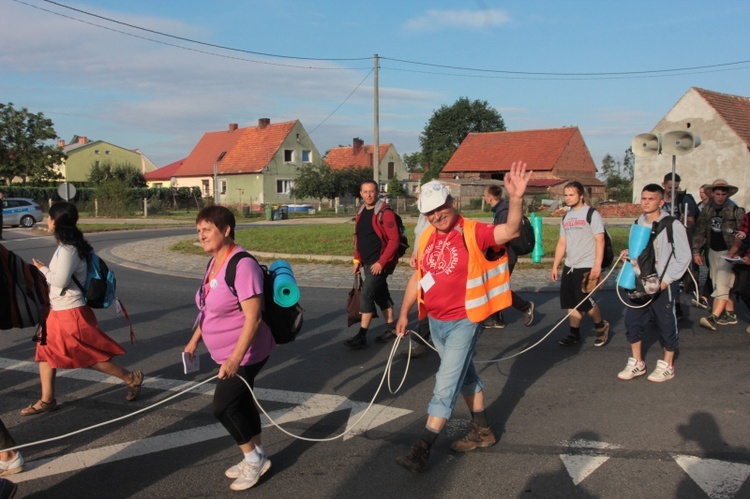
[694,87,750,148]
[326,143,391,170]
[176,121,298,177]
[145,158,185,181]
[443,127,596,174]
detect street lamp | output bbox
[631,130,701,217]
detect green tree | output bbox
[386,174,405,196]
[0,102,65,184]
[88,161,146,187]
[403,152,424,172]
[600,149,634,202]
[419,97,506,178]
[291,160,339,204]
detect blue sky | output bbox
[2,0,749,169]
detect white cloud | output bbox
[0,2,423,165]
[403,9,510,32]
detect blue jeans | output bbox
[427,316,484,420]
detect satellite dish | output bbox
[631,133,661,157]
[662,131,701,156]
[57,182,77,201]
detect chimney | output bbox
[353,137,364,155]
[228,123,238,131]
[258,118,271,130]
[57,139,65,148]
[78,136,87,144]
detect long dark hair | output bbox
[49,202,93,260]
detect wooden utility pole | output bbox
[373,54,380,186]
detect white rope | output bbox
[6,335,417,451]
[5,259,656,452]
[476,260,624,363]
[5,375,220,452]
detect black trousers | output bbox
[213,357,268,446]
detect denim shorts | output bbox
[426,316,484,420]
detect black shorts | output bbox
[560,266,596,313]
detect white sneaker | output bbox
[0,451,23,476]
[617,357,646,380]
[230,457,271,491]
[647,360,675,382]
[225,459,244,479]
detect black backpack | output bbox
[223,252,303,344]
[509,215,536,256]
[359,203,410,259]
[564,207,614,268]
[628,216,676,304]
[0,244,50,331]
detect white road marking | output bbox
[2,356,411,481]
[673,454,750,499]
[559,439,621,485]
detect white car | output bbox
[2,197,44,228]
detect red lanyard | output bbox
[202,244,236,301]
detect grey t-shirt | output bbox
[560,205,605,268]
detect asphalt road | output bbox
[1,227,749,498]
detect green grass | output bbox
[171,222,630,260]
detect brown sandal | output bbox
[125,371,143,401]
[20,399,58,416]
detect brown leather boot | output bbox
[450,422,495,452]
[396,439,430,472]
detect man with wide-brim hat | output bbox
[706,179,739,197]
[693,178,745,331]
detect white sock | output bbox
[245,447,264,463]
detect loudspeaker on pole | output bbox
[631,133,661,157]
[662,131,701,156]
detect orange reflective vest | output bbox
[417,219,512,322]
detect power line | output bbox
[381,63,750,81]
[380,56,750,77]
[306,69,374,137]
[14,0,750,79]
[39,0,370,62]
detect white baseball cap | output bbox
[418,180,451,214]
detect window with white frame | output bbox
[202,180,210,196]
[220,179,227,195]
[302,150,311,163]
[284,149,294,163]
[277,179,293,194]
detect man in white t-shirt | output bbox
[551,181,610,347]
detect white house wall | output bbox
[633,88,750,207]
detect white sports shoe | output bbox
[230,457,271,491]
[225,459,244,479]
[647,360,675,382]
[617,357,646,380]
[0,451,23,476]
